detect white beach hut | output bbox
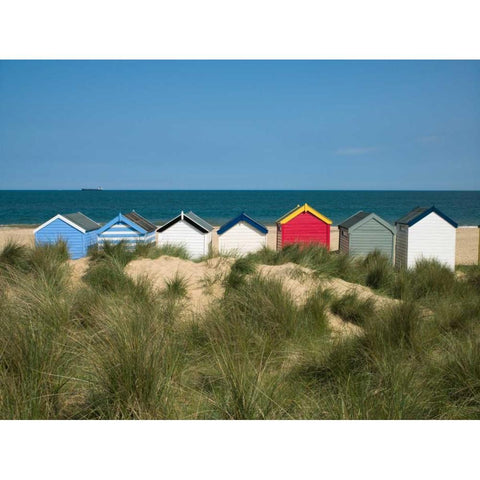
[217,212,268,256]
[157,211,213,259]
[395,206,458,270]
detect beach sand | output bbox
[0,225,478,265]
[0,227,35,249]
[455,226,479,265]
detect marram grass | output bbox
[0,239,479,419]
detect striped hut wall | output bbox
[144,231,156,244]
[98,221,143,248]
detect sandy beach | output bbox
[1,224,478,265]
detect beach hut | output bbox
[217,212,268,255]
[338,211,395,261]
[97,211,156,248]
[34,212,100,259]
[276,203,332,250]
[157,211,213,259]
[395,206,457,270]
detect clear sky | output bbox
[0,60,479,190]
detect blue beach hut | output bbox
[34,212,100,260]
[97,211,156,248]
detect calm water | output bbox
[0,190,478,226]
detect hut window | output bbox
[341,230,347,237]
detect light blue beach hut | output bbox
[97,211,156,248]
[34,212,100,259]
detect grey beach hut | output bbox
[338,211,395,261]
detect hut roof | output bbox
[276,203,332,225]
[395,206,457,228]
[34,212,100,234]
[124,211,157,233]
[157,210,213,233]
[97,212,156,235]
[338,211,395,233]
[338,211,371,229]
[217,212,268,235]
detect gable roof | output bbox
[157,211,214,233]
[34,212,100,234]
[97,212,155,235]
[338,211,371,229]
[217,212,268,235]
[276,203,332,225]
[63,212,100,232]
[395,206,458,228]
[338,211,395,233]
[124,211,157,233]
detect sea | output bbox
[0,190,478,226]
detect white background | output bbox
[0,1,479,478]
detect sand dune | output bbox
[124,255,398,336]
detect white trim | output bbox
[34,214,86,234]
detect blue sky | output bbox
[0,60,479,190]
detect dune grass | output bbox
[330,292,375,326]
[164,273,189,299]
[1,238,479,419]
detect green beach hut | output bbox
[338,211,395,262]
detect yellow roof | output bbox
[277,203,333,225]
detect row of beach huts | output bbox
[34,203,459,269]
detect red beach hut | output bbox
[276,203,333,250]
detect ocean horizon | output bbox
[0,190,479,226]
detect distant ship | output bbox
[81,187,103,191]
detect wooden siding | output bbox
[219,221,267,256]
[407,212,456,270]
[280,211,330,249]
[98,221,154,248]
[83,229,99,256]
[338,227,349,254]
[349,217,394,261]
[395,224,408,269]
[157,219,211,259]
[276,225,282,251]
[35,217,87,259]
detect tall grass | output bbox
[89,241,134,266]
[224,256,256,290]
[0,259,72,419]
[154,243,191,260]
[362,250,394,290]
[330,292,375,325]
[0,240,30,272]
[164,273,189,299]
[83,257,134,294]
[1,239,479,420]
[390,259,456,302]
[80,300,179,419]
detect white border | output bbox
[1,1,479,59]
[33,214,86,233]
